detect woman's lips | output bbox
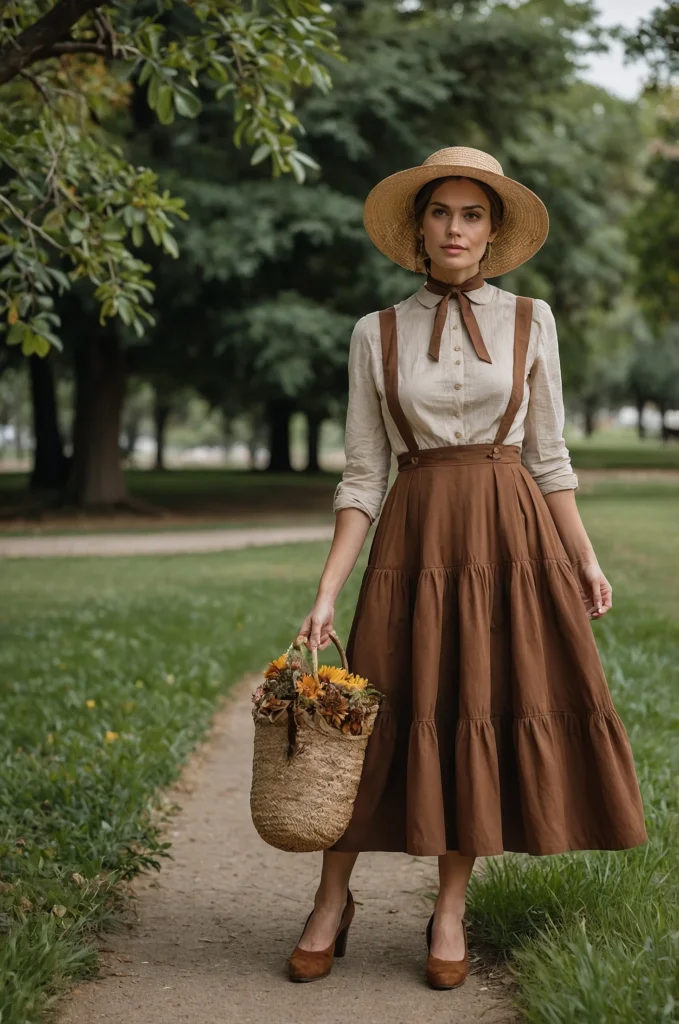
[443,245,466,252]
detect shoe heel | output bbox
[334,923,350,958]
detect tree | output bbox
[0,0,341,505]
[624,0,679,88]
[0,0,340,350]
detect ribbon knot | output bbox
[425,271,492,364]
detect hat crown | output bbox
[423,147,504,177]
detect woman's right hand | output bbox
[296,594,337,652]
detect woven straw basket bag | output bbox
[250,633,380,853]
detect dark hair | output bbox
[412,175,504,270]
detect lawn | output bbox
[0,478,677,1022]
[0,544,358,1022]
[466,480,679,1023]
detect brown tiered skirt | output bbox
[330,443,648,857]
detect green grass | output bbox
[465,480,679,1023]
[0,479,677,1021]
[0,543,357,1023]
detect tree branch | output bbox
[0,0,100,86]
[0,193,65,251]
[49,40,110,56]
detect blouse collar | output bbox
[414,279,495,308]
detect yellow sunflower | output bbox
[296,674,324,700]
[264,654,288,679]
[342,673,369,690]
[317,665,349,685]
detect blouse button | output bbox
[452,324,460,330]
[455,359,461,365]
[454,345,461,351]
[455,431,462,439]
[454,383,462,390]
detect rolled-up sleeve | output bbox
[332,316,392,524]
[521,299,579,495]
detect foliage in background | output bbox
[127,0,646,417]
[0,0,341,353]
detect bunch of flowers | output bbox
[253,644,382,736]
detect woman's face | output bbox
[419,178,498,282]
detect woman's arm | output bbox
[298,507,373,651]
[543,489,612,619]
[298,317,392,651]
[523,300,611,619]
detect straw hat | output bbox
[363,146,549,278]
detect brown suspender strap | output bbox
[493,296,533,446]
[378,306,420,454]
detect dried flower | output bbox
[296,674,323,700]
[264,654,288,679]
[317,665,349,686]
[343,673,369,691]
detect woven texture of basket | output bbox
[250,634,378,853]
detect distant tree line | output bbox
[0,0,678,507]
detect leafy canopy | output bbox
[0,0,341,354]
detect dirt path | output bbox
[58,674,518,1024]
[0,525,335,559]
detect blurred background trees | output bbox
[0,0,678,509]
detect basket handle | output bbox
[293,631,349,681]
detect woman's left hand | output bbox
[573,559,612,619]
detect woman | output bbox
[289,147,647,989]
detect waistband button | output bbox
[410,454,419,464]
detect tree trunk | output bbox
[265,397,295,472]
[636,398,646,440]
[305,411,322,473]
[582,396,597,439]
[154,395,171,471]
[659,402,667,442]
[29,354,70,490]
[67,329,128,507]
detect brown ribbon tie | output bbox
[425,272,492,364]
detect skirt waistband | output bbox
[396,443,521,471]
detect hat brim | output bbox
[363,162,549,278]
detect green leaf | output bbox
[131,224,144,248]
[32,334,51,357]
[173,87,202,119]
[292,150,319,170]
[161,231,179,259]
[147,72,161,110]
[287,152,306,184]
[101,217,126,241]
[156,85,175,126]
[6,322,25,346]
[117,297,133,326]
[250,143,272,166]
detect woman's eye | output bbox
[465,212,481,220]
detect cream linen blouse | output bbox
[332,278,578,525]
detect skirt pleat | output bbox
[329,444,648,857]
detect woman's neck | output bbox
[427,261,482,285]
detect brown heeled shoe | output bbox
[425,911,469,990]
[288,889,355,983]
